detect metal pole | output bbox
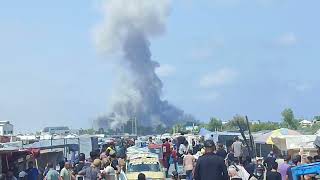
[78,137,80,156]
[51,136,53,151]
[246,116,256,157]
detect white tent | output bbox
[271,135,316,151]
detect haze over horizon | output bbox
[1,0,320,133]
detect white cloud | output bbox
[200,68,237,88]
[277,32,297,46]
[155,64,176,77]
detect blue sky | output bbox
[1,0,319,132]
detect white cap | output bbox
[19,171,27,178]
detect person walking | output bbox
[103,158,116,180]
[264,151,276,172]
[73,153,88,175]
[232,137,243,162]
[251,158,266,180]
[194,140,228,180]
[78,159,101,180]
[25,161,39,180]
[170,146,178,171]
[183,150,195,180]
[162,138,172,177]
[266,162,281,180]
[44,162,61,180]
[226,149,235,166]
[286,155,301,180]
[244,156,255,177]
[60,162,72,180]
[216,143,227,159]
[278,155,290,180]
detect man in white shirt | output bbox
[231,137,242,161]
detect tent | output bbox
[271,135,316,151]
[314,136,320,148]
[255,128,301,144]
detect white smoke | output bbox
[94,0,193,128]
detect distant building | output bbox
[300,120,312,127]
[251,121,260,125]
[222,121,228,125]
[185,122,199,131]
[42,126,70,135]
[0,121,14,136]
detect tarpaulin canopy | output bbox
[255,128,301,144]
[271,135,316,151]
[314,136,320,148]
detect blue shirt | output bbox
[26,168,39,180]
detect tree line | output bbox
[202,108,320,134]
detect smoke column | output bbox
[94,0,193,128]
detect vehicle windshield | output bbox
[127,162,161,172]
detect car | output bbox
[126,154,166,180]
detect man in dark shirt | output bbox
[314,149,320,162]
[253,158,266,180]
[286,155,301,180]
[74,153,88,174]
[194,140,228,180]
[244,156,255,177]
[26,161,39,180]
[216,143,227,159]
[266,162,281,180]
[264,155,276,172]
[226,150,235,166]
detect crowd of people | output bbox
[2,135,320,180]
[1,139,129,180]
[162,135,320,180]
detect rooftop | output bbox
[42,126,69,132]
[0,121,12,125]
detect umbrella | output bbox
[255,128,301,144]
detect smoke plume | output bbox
[94,0,193,128]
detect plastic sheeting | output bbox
[271,135,316,151]
[254,128,301,144]
[314,136,320,148]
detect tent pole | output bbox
[6,155,9,170]
[260,144,262,157]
